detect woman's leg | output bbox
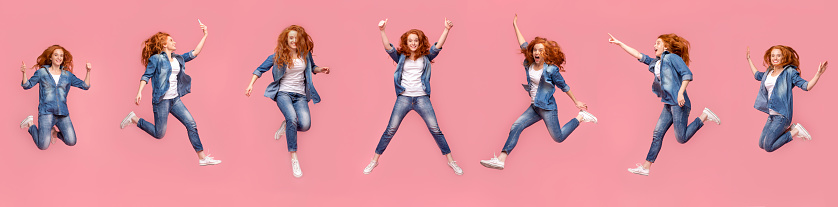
[537,108,579,143]
[645,105,674,166]
[499,105,542,161]
[137,99,172,139]
[670,105,705,144]
[53,115,77,146]
[276,92,301,152]
[761,115,794,152]
[373,96,413,157]
[29,114,56,150]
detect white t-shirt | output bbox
[528,65,544,102]
[162,60,181,100]
[764,71,781,115]
[400,58,427,97]
[654,60,662,78]
[279,58,306,95]
[51,74,61,85]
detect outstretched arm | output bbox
[513,14,526,46]
[435,18,453,49]
[192,19,209,57]
[746,47,759,76]
[608,33,642,60]
[806,61,828,90]
[379,19,393,51]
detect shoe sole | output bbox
[581,111,598,124]
[120,112,135,129]
[20,116,33,129]
[627,169,649,176]
[200,161,222,166]
[480,161,504,170]
[363,163,378,174]
[704,108,721,125]
[795,124,812,140]
[275,121,286,140]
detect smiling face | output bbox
[654,38,665,57]
[407,34,419,52]
[287,30,298,50]
[50,49,64,67]
[770,48,783,66]
[163,36,176,51]
[532,43,545,65]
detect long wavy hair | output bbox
[141,32,170,66]
[398,29,431,61]
[658,33,691,66]
[522,37,566,72]
[275,25,314,67]
[763,45,801,73]
[34,45,74,73]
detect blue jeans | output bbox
[374,95,451,155]
[645,104,705,162]
[759,115,793,152]
[276,92,311,152]
[28,114,77,150]
[501,104,579,154]
[137,97,204,152]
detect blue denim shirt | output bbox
[22,66,90,115]
[386,42,442,96]
[518,42,571,111]
[252,52,321,104]
[753,65,809,119]
[639,51,693,106]
[140,50,195,104]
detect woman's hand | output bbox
[86,61,92,72]
[315,66,331,74]
[817,61,828,75]
[20,61,26,73]
[245,84,253,97]
[199,19,208,35]
[444,18,453,30]
[607,33,622,45]
[677,93,686,107]
[135,93,142,105]
[575,101,588,111]
[378,19,388,31]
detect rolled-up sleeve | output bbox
[253,54,275,78]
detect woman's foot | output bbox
[291,159,302,178]
[702,108,721,125]
[275,120,287,140]
[479,154,505,170]
[363,160,378,174]
[627,163,649,176]
[792,123,812,140]
[20,115,34,129]
[198,154,222,166]
[577,111,598,123]
[448,161,463,175]
[120,111,136,129]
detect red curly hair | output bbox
[658,33,691,66]
[34,45,74,73]
[522,37,566,72]
[141,32,171,67]
[398,29,431,61]
[763,45,802,73]
[275,25,314,67]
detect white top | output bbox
[764,71,781,115]
[162,60,181,100]
[528,65,544,102]
[654,60,662,78]
[279,58,306,95]
[400,58,427,97]
[51,74,61,85]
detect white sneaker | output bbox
[199,154,222,166]
[793,123,812,141]
[363,160,378,174]
[703,108,721,125]
[448,161,463,175]
[479,154,505,170]
[275,120,287,140]
[627,163,649,176]
[578,111,598,124]
[291,159,303,178]
[120,111,136,129]
[20,115,33,129]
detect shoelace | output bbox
[292,160,301,171]
[365,161,377,169]
[203,154,215,161]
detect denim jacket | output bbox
[140,50,195,104]
[753,65,808,119]
[386,42,442,96]
[518,42,571,111]
[639,51,693,106]
[253,52,321,104]
[22,66,90,115]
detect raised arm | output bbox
[805,61,828,90]
[83,62,92,86]
[513,15,526,46]
[379,19,393,51]
[608,33,642,60]
[746,47,759,76]
[192,19,208,57]
[20,61,27,85]
[435,18,453,49]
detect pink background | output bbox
[1,0,835,206]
